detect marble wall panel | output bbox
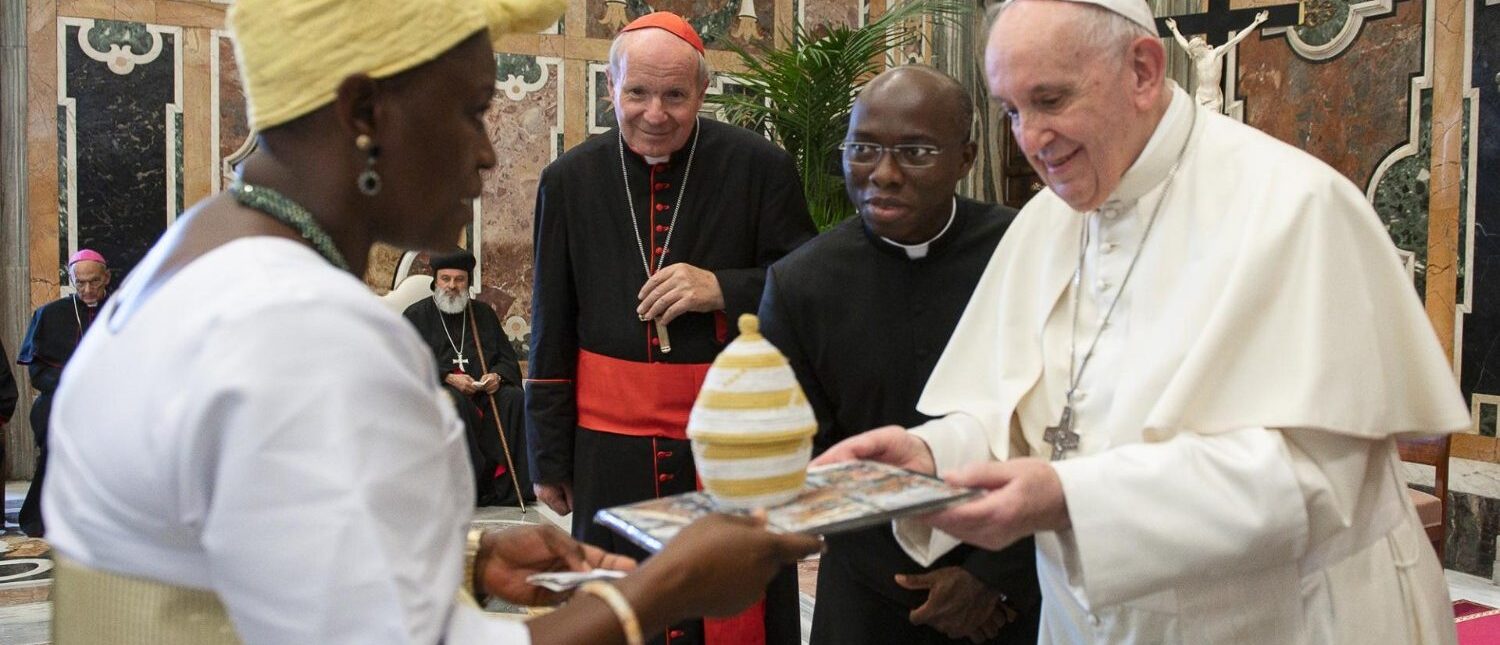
[57,17,181,284]
[1447,489,1500,577]
[1237,0,1422,190]
[1459,2,1500,422]
[479,54,563,358]
[213,32,248,191]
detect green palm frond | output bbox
[710,1,970,230]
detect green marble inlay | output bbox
[1295,0,1350,47]
[86,19,154,57]
[627,0,652,18]
[495,53,543,84]
[175,111,184,216]
[692,5,737,46]
[1479,401,1497,438]
[57,106,69,286]
[1458,98,1472,304]
[1372,91,1431,295]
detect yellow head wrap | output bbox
[229,0,565,131]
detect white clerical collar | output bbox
[880,198,957,260]
[643,154,670,165]
[1101,82,1194,211]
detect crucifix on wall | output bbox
[1156,0,1302,116]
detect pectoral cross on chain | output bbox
[451,352,469,371]
[1044,406,1080,461]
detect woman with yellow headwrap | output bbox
[41,1,819,643]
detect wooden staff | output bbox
[467,305,527,514]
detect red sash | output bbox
[576,350,709,439]
[575,350,769,645]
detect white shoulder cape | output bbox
[918,92,1470,460]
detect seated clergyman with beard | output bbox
[403,250,533,507]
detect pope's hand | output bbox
[810,425,935,475]
[478,524,637,607]
[636,263,725,325]
[1165,17,1177,29]
[1254,9,1269,22]
[922,458,1070,551]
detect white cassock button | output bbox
[1100,241,1117,254]
[1096,279,1112,292]
[1073,390,1087,401]
[1089,614,1101,626]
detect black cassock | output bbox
[403,297,532,506]
[17,294,101,536]
[0,338,18,478]
[0,338,16,429]
[527,118,815,645]
[759,197,1041,645]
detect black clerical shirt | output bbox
[759,196,1041,634]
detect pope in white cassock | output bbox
[814,0,1469,643]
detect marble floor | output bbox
[1,481,1495,645]
[1449,569,1500,608]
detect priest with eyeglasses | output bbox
[762,66,1039,645]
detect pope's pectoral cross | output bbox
[1044,406,1079,461]
[451,353,469,371]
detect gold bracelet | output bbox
[465,528,487,603]
[579,581,642,645]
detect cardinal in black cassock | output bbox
[403,250,532,507]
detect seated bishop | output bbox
[403,250,533,507]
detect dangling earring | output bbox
[355,134,382,196]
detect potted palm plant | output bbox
[710,0,969,230]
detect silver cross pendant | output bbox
[1043,406,1079,461]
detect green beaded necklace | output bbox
[229,177,352,272]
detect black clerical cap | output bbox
[429,249,476,290]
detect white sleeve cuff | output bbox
[893,413,993,566]
[1050,428,1307,606]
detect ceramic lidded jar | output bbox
[687,314,817,509]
